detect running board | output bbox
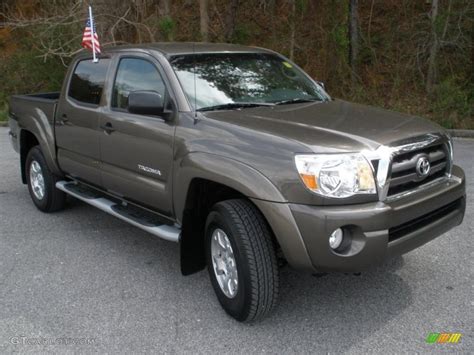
[56,181,180,243]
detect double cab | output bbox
[8,43,466,322]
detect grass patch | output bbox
[0,108,7,122]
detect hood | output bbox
[203,99,445,152]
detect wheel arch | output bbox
[176,153,286,275]
[19,129,40,184]
[174,152,286,222]
[19,128,62,184]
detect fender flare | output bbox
[173,152,286,222]
[175,152,315,273]
[17,108,62,179]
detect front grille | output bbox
[388,198,463,242]
[387,143,449,197]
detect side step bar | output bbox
[56,181,180,243]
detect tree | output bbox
[199,0,209,42]
[426,0,439,94]
[348,0,358,83]
[289,0,296,60]
[159,0,171,18]
[224,0,239,42]
[158,0,174,41]
[0,0,472,128]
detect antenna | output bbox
[193,42,197,121]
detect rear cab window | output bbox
[68,59,110,106]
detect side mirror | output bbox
[317,81,325,90]
[128,90,164,116]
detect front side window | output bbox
[169,53,328,111]
[68,59,110,105]
[112,58,165,110]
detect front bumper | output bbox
[288,165,466,272]
[253,165,465,273]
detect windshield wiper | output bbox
[197,102,275,112]
[274,98,320,105]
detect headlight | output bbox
[295,154,376,198]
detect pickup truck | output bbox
[8,43,466,322]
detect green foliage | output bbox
[0,108,7,122]
[326,1,349,68]
[0,44,65,119]
[231,23,258,44]
[331,24,349,56]
[159,16,176,41]
[431,79,473,129]
[296,0,309,13]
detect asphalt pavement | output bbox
[0,127,472,354]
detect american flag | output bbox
[81,17,101,55]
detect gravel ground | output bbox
[0,128,472,354]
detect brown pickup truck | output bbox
[8,43,466,322]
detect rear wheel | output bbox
[26,146,66,212]
[205,199,279,322]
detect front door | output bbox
[99,55,175,216]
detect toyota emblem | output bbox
[416,156,431,178]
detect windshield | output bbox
[169,52,329,111]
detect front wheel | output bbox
[205,199,279,322]
[26,146,66,213]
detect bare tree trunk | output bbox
[268,0,277,45]
[349,0,358,83]
[289,0,296,60]
[199,0,209,42]
[426,0,439,94]
[160,0,171,17]
[224,0,239,42]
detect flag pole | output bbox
[88,6,98,63]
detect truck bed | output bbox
[13,92,61,101]
[8,92,60,159]
[9,92,60,126]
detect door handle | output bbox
[100,122,115,134]
[58,113,69,125]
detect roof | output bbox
[103,42,273,56]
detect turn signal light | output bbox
[300,174,318,190]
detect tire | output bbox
[205,199,279,322]
[25,146,66,213]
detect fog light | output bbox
[329,228,344,250]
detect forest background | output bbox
[0,0,472,128]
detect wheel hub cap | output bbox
[30,160,45,200]
[211,228,238,298]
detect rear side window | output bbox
[68,59,110,105]
[112,58,165,110]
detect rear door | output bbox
[99,53,176,216]
[56,58,111,187]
